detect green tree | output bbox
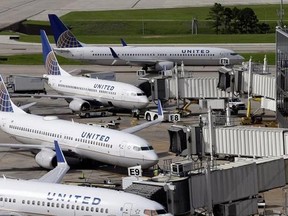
[207,3,225,34]
[257,22,270,33]
[237,7,259,33]
[230,7,241,33]
[222,7,233,33]
[207,4,270,34]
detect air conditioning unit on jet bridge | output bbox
[170,160,193,177]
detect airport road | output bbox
[0,0,281,28]
[0,35,276,55]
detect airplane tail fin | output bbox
[40,30,70,76]
[0,75,26,114]
[48,14,83,48]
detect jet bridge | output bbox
[148,66,275,101]
[122,156,286,215]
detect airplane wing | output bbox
[18,102,37,112]
[121,100,163,134]
[11,93,99,104]
[0,141,69,183]
[53,47,72,53]
[36,141,70,183]
[0,211,27,216]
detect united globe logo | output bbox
[57,31,82,48]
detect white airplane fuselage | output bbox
[0,178,171,216]
[0,112,158,169]
[54,46,244,67]
[44,75,149,110]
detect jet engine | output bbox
[69,98,91,112]
[154,61,174,71]
[35,148,57,169]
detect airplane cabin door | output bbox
[119,141,126,157]
[120,89,128,107]
[122,203,133,216]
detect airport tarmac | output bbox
[0,65,282,215]
[0,0,282,214]
[0,65,200,182]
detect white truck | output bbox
[228,98,246,112]
[200,98,246,115]
[144,109,180,122]
[6,75,46,94]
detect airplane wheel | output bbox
[101,112,106,117]
[84,113,90,118]
[146,113,151,121]
[153,115,158,120]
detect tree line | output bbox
[207,3,270,34]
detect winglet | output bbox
[109,47,119,59]
[48,14,83,48]
[120,38,128,46]
[157,99,164,121]
[37,140,70,184]
[120,100,164,134]
[109,47,119,65]
[54,140,66,164]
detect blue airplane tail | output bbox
[48,14,83,48]
[0,75,25,113]
[40,30,63,76]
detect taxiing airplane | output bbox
[48,14,244,71]
[0,140,172,216]
[0,74,163,169]
[40,29,149,116]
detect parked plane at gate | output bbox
[48,14,244,71]
[40,30,149,115]
[0,141,171,216]
[0,74,162,169]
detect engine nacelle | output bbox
[154,61,174,71]
[69,99,91,112]
[35,148,56,169]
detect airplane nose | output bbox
[139,97,150,108]
[143,151,159,168]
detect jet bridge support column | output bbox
[174,63,179,109]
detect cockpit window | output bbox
[230,53,238,56]
[141,146,154,151]
[156,209,168,214]
[137,93,146,96]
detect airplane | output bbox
[0,73,163,169]
[48,14,244,72]
[40,29,149,116]
[0,140,172,216]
